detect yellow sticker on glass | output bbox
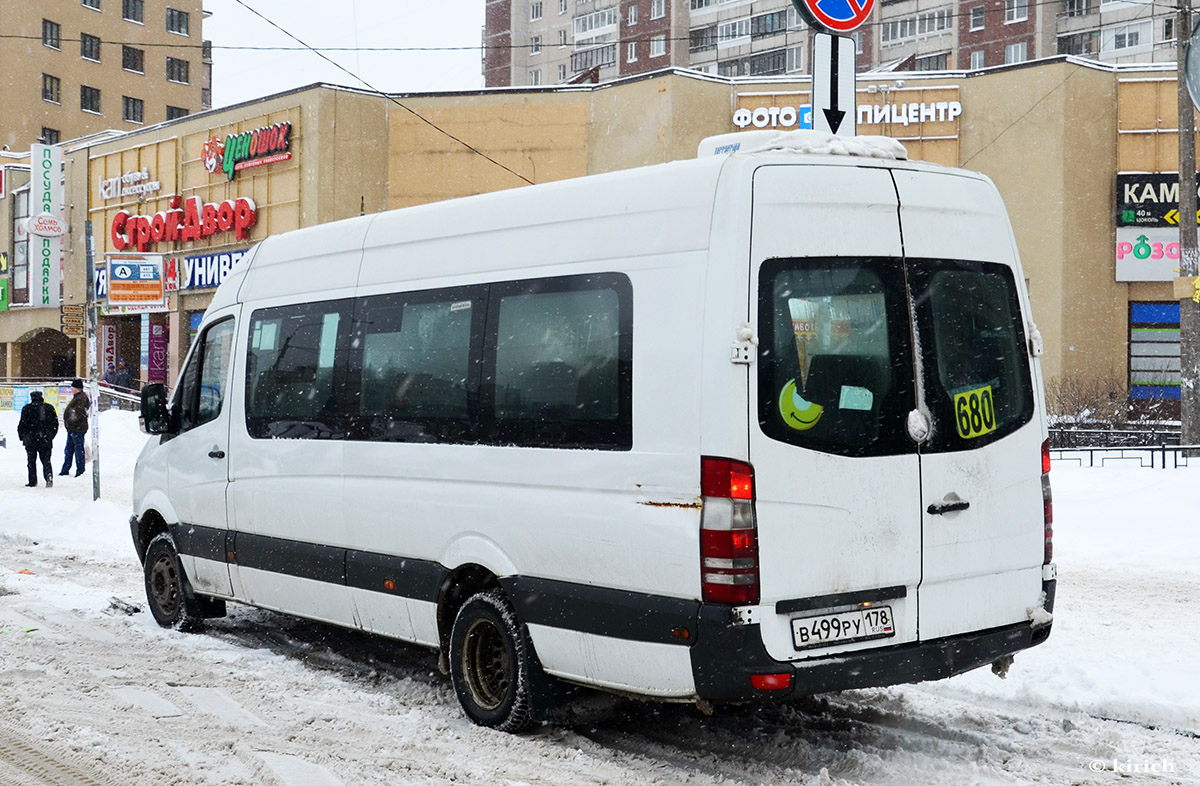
[953,384,997,439]
[779,379,823,431]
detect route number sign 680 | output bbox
[954,384,997,440]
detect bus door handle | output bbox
[927,495,969,515]
[208,448,226,460]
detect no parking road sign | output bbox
[791,0,874,33]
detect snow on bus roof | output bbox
[697,130,908,161]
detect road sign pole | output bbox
[86,220,100,500]
[812,33,856,136]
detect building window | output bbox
[970,49,985,69]
[81,85,101,113]
[690,25,716,52]
[571,42,617,71]
[81,33,101,61]
[41,128,61,144]
[1104,20,1150,52]
[123,45,145,73]
[748,48,786,75]
[1064,0,1091,17]
[786,44,804,73]
[627,41,638,61]
[718,19,751,45]
[166,57,190,83]
[559,29,568,47]
[558,63,567,80]
[43,20,61,49]
[529,69,541,85]
[881,18,916,43]
[1058,30,1098,55]
[166,8,190,34]
[166,105,189,120]
[628,4,638,25]
[969,6,985,30]
[917,10,951,35]
[1164,17,1175,42]
[123,95,144,123]
[651,0,666,19]
[1004,0,1028,23]
[530,1,543,20]
[650,35,667,57]
[559,0,567,13]
[530,35,542,54]
[82,0,100,8]
[850,30,864,53]
[123,0,143,23]
[1004,41,1027,62]
[914,52,950,70]
[42,74,61,103]
[751,10,789,40]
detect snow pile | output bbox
[697,129,908,160]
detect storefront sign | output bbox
[27,212,67,237]
[733,101,961,130]
[203,121,293,181]
[100,169,162,201]
[100,325,117,373]
[1116,227,1181,282]
[1117,173,1200,227]
[60,304,85,338]
[110,195,257,252]
[107,253,165,305]
[148,320,168,382]
[32,144,62,308]
[181,250,247,290]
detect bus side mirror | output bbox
[140,383,173,435]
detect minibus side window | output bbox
[757,259,916,457]
[486,273,632,450]
[910,260,1033,450]
[245,299,352,439]
[351,288,481,443]
[179,318,234,433]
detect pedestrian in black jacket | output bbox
[60,378,90,477]
[18,391,59,488]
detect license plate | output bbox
[791,605,895,650]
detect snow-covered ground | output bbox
[0,409,1197,785]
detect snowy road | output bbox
[1,411,1197,785]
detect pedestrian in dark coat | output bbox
[60,378,90,477]
[18,391,59,488]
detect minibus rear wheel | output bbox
[449,589,537,732]
[143,533,203,632]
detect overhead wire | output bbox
[228,0,535,185]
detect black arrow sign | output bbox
[824,39,845,134]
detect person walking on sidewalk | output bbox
[60,378,90,477]
[18,391,58,488]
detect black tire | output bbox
[143,532,204,632]
[449,589,539,732]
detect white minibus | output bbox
[133,130,1056,731]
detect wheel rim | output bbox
[148,552,181,617]
[461,617,511,711]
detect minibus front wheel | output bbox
[449,589,538,732]
[143,532,204,632]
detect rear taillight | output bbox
[1041,439,1053,564]
[700,457,759,605]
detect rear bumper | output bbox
[692,579,1056,702]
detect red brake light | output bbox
[750,673,792,691]
[1041,439,1053,564]
[701,457,754,500]
[700,457,759,605]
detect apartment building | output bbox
[0,0,209,150]
[484,0,1181,86]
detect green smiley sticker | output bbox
[778,379,823,431]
